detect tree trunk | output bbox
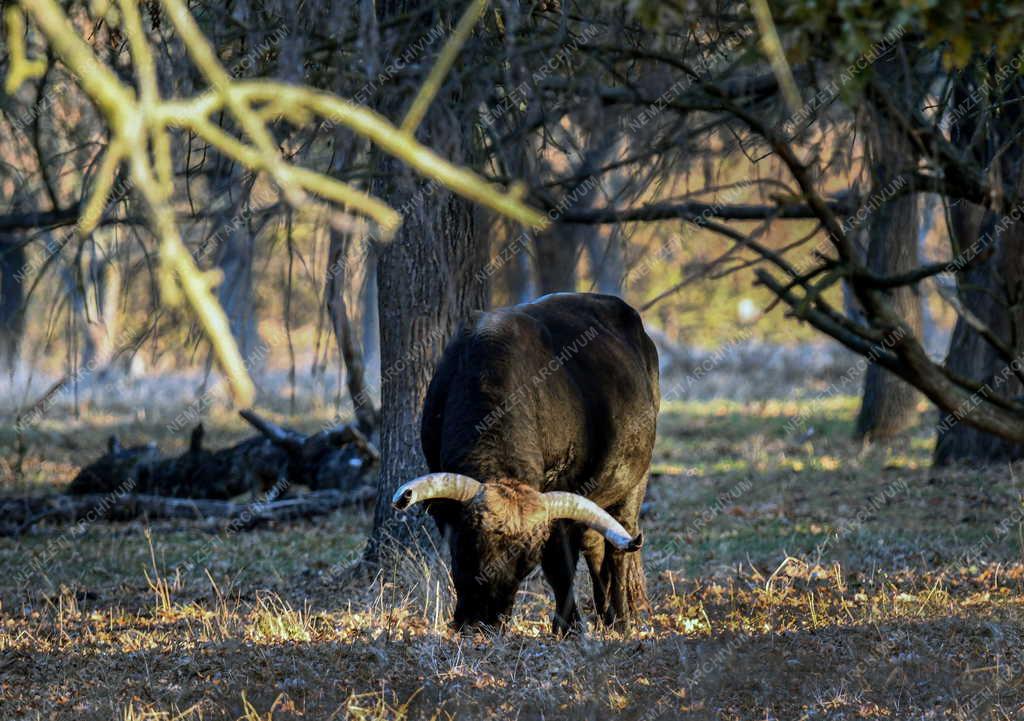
[934,71,1024,465]
[327,228,379,434]
[0,239,26,374]
[534,230,578,293]
[64,248,120,384]
[580,136,628,296]
[853,200,923,440]
[359,246,380,387]
[363,0,489,563]
[584,229,623,295]
[82,237,122,373]
[492,231,535,305]
[366,179,487,562]
[854,53,923,441]
[916,195,948,358]
[934,204,1024,465]
[210,166,261,364]
[508,236,535,303]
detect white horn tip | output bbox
[392,484,415,510]
[609,530,644,552]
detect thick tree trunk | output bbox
[934,204,1024,465]
[854,54,923,441]
[934,72,1024,465]
[366,179,487,561]
[0,239,26,374]
[363,0,489,563]
[853,202,923,440]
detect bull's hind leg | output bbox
[612,481,650,627]
[585,483,649,630]
[610,544,648,628]
[582,529,614,626]
[542,521,584,636]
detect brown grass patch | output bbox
[3,398,1024,719]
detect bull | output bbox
[393,292,659,634]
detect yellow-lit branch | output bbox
[7,0,547,406]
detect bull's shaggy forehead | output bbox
[470,482,547,537]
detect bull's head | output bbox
[392,472,642,629]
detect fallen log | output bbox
[236,409,380,490]
[66,436,160,495]
[1,486,375,536]
[67,412,380,499]
[238,409,304,451]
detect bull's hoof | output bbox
[450,613,512,635]
[610,614,634,634]
[552,610,585,637]
[593,606,616,628]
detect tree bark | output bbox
[327,228,379,434]
[366,180,488,561]
[363,0,489,563]
[854,53,923,441]
[584,229,623,295]
[81,237,122,372]
[359,246,380,386]
[210,165,261,364]
[507,235,535,303]
[534,229,578,293]
[934,204,1024,465]
[934,71,1024,465]
[0,239,26,374]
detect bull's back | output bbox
[421,293,659,500]
[521,294,659,500]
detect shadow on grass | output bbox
[6,613,1019,720]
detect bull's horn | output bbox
[543,492,643,552]
[392,473,482,510]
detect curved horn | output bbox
[392,473,482,510]
[543,492,643,552]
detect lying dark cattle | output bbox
[393,292,659,633]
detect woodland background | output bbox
[3,1,1024,719]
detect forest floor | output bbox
[2,397,1024,720]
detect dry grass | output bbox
[3,397,1024,720]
